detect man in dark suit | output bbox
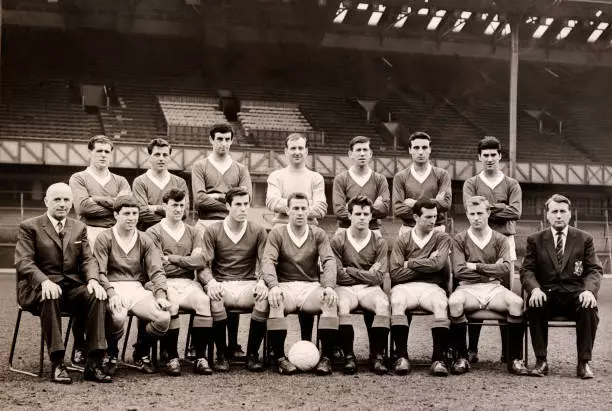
[521,193,601,379]
[15,182,112,384]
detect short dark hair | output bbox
[545,194,571,211]
[348,136,371,151]
[477,136,502,155]
[162,188,186,204]
[88,135,113,151]
[287,192,309,208]
[347,195,373,214]
[148,138,172,155]
[113,195,140,213]
[465,195,491,210]
[285,133,308,149]
[209,123,234,140]
[408,131,431,148]
[225,186,250,205]
[413,198,438,217]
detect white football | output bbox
[287,340,320,371]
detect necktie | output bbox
[555,230,563,265]
[57,221,64,239]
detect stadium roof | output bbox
[5,0,612,65]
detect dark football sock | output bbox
[391,325,409,359]
[451,322,468,359]
[318,329,338,359]
[468,321,482,353]
[338,324,355,357]
[431,326,450,362]
[268,329,287,359]
[246,319,266,357]
[298,312,314,341]
[213,320,228,357]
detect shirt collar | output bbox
[223,218,248,245]
[46,213,65,230]
[550,225,569,238]
[410,163,432,184]
[411,228,434,249]
[112,225,138,255]
[287,224,309,248]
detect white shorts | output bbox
[110,281,152,312]
[167,278,205,306]
[398,225,445,236]
[279,281,322,311]
[87,225,107,249]
[391,282,446,306]
[337,284,381,303]
[454,282,506,309]
[507,235,517,261]
[219,280,257,308]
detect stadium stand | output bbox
[2,26,612,162]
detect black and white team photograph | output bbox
[2,0,612,409]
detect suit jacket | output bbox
[15,214,98,312]
[520,226,602,297]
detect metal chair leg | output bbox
[38,326,45,377]
[121,315,134,362]
[8,308,41,377]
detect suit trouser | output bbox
[527,287,598,361]
[36,282,107,356]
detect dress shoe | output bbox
[103,356,118,376]
[467,350,479,364]
[246,354,264,372]
[529,360,549,377]
[343,354,357,375]
[84,365,113,383]
[72,349,86,366]
[451,358,470,375]
[51,363,72,384]
[276,357,298,375]
[165,358,181,376]
[315,356,333,376]
[134,355,156,374]
[194,358,213,375]
[392,357,411,375]
[371,355,388,375]
[577,361,594,379]
[508,359,529,376]
[214,354,230,372]
[430,360,449,377]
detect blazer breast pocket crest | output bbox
[573,260,583,277]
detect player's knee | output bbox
[321,302,337,317]
[253,298,269,313]
[193,300,211,317]
[169,302,179,317]
[431,298,448,317]
[375,298,390,316]
[507,294,524,315]
[390,299,406,316]
[448,293,464,316]
[337,298,351,316]
[210,299,227,321]
[268,304,285,319]
[156,311,171,333]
